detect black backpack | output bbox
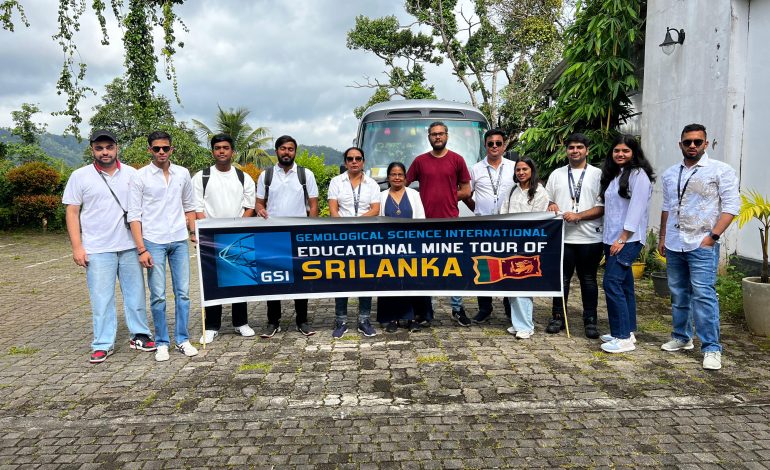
[263,165,309,206]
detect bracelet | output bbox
[137,249,147,256]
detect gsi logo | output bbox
[260,270,291,283]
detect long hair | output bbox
[514,157,540,203]
[599,134,656,201]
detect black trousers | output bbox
[266,299,308,325]
[204,302,248,331]
[476,297,511,317]
[552,242,603,321]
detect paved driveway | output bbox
[1,232,770,468]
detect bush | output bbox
[6,161,61,195]
[239,163,262,186]
[13,194,61,227]
[296,150,337,216]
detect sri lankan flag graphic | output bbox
[472,255,543,284]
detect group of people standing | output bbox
[64,120,739,372]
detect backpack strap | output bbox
[235,168,245,187]
[202,167,211,197]
[297,165,309,205]
[263,166,274,204]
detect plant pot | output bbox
[651,271,670,298]
[631,262,645,280]
[743,277,770,336]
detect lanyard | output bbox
[350,178,362,215]
[676,165,698,226]
[485,163,504,207]
[568,166,586,211]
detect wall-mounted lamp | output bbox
[660,27,685,55]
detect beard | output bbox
[278,156,294,167]
[431,141,446,152]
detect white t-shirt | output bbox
[255,164,319,217]
[192,166,256,218]
[328,173,380,217]
[62,163,137,254]
[469,157,516,216]
[545,164,604,244]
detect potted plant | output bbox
[736,189,770,336]
[649,250,670,298]
[631,230,655,280]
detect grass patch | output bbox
[238,362,272,373]
[482,328,508,337]
[638,318,669,333]
[138,392,157,410]
[717,263,745,322]
[8,346,39,355]
[336,334,360,341]
[416,354,449,364]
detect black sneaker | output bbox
[414,315,431,327]
[357,319,377,337]
[260,323,281,338]
[452,308,472,327]
[584,322,599,339]
[545,317,564,334]
[297,323,316,337]
[407,320,422,333]
[472,310,492,324]
[385,321,398,333]
[130,334,157,352]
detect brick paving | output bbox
[2,232,770,468]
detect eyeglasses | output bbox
[486,141,504,148]
[429,132,447,138]
[345,156,363,162]
[681,139,704,147]
[389,173,405,178]
[151,146,172,153]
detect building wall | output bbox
[642,0,768,263]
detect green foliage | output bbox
[119,126,211,174]
[0,1,28,31]
[10,103,46,145]
[295,150,337,217]
[717,263,745,323]
[192,106,271,166]
[517,0,644,176]
[13,194,60,226]
[6,161,60,195]
[89,77,176,145]
[736,189,770,283]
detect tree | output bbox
[2,1,187,137]
[516,0,644,175]
[3,103,53,164]
[119,126,211,174]
[346,0,567,130]
[192,106,272,167]
[89,77,176,145]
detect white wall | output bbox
[737,0,770,262]
[642,0,755,261]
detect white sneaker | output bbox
[600,332,636,343]
[155,345,169,362]
[200,330,219,344]
[234,324,256,337]
[661,338,694,351]
[175,341,198,357]
[506,326,516,335]
[601,338,636,353]
[515,330,534,340]
[703,351,722,370]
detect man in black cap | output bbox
[62,129,156,363]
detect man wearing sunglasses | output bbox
[128,131,198,362]
[63,129,156,363]
[464,128,516,324]
[658,123,740,370]
[406,121,472,326]
[193,134,257,345]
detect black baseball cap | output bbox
[89,129,118,144]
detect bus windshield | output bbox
[360,119,487,181]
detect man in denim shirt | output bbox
[658,123,740,370]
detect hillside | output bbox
[0,130,87,167]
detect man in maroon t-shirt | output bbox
[406,121,472,326]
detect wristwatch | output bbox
[616,239,625,244]
[709,232,720,241]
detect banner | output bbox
[196,214,564,306]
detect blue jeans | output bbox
[508,297,534,332]
[86,249,151,351]
[603,242,643,340]
[335,297,372,324]
[450,296,463,311]
[666,245,721,352]
[145,239,191,346]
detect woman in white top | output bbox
[500,157,549,339]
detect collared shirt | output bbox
[192,165,256,218]
[62,163,137,254]
[545,164,604,244]
[661,153,740,252]
[128,162,195,244]
[255,164,319,217]
[602,168,653,245]
[469,157,516,215]
[500,183,549,215]
[328,172,380,217]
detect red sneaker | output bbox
[89,349,114,363]
[130,334,157,352]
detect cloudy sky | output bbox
[0,1,473,150]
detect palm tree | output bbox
[192,105,273,166]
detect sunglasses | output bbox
[345,156,364,162]
[486,141,504,148]
[681,139,704,147]
[151,145,172,153]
